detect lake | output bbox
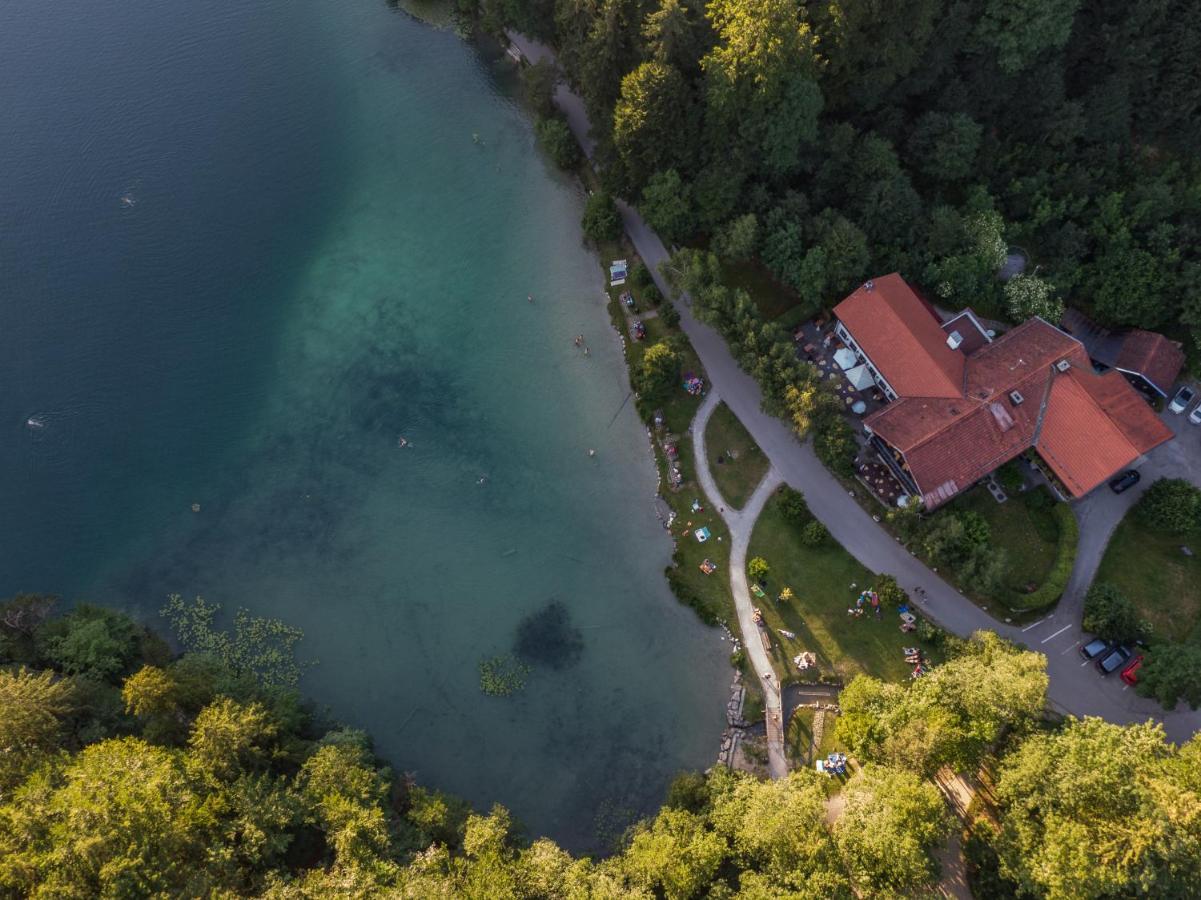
[0,0,727,849]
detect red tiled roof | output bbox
[1036,370,1171,496]
[834,274,963,398]
[1115,330,1185,396]
[852,279,1175,507]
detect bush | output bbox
[996,461,1024,494]
[535,117,580,170]
[1009,503,1078,611]
[630,261,651,288]
[812,415,857,477]
[522,59,558,119]
[875,575,908,607]
[1135,478,1201,534]
[581,191,622,244]
[1138,643,1201,710]
[637,341,680,400]
[660,304,680,328]
[1082,582,1143,642]
[748,557,770,580]
[643,283,663,307]
[800,520,829,546]
[778,486,813,528]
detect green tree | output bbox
[701,0,823,176]
[800,519,829,546]
[1135,478,1201,534]
[640,169,695,242]
[0,593,57,664]
[0,667,74,789]
[620,806,726,898]
[976,0,1082,74]
[522,59,559,119]
[1138,643,1201,710]
[638,340,681,399]
[748,557,770,580]
[834,766,949,894]
[612,61,693,190]
[299,743,394,868]
[908,112,982,183]
[1082,582,1143,642]
[642,0,709,73]
[1004,273,1063,322]
[36,603,140,681]
[581,190,622,243]
[0,737,210,896]
[994,717,1194,898]
[778,486,812,528]
[711,213,759,261]
[535,117,581,170]
[189,697,278,779]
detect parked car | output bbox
[1109,470,1140,494]
[1080,637,1111,661]
[1120,654,1144,686]
[1189,403,1201,425]
[1169,385,1195,413]
[1097,645,1133,675]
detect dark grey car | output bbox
[1097,645,1133,675]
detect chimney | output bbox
[946,330,963,351]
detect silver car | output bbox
[1189,402,1201,425]
[1169,386,1195,414]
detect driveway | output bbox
[504,30,1201,745]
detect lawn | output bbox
[721,258,819,329]
[785,707,844,766]
[748,489,942,684]
[1095,514,1201,644]
[705,402,770,510]
[951,486,1062,605]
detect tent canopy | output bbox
[844,363,875,391]
[834,347,858,370]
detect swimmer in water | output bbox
[397,436,410,449]
[26,417,44,430]
[477,474,488,485]
[120,195,136,208]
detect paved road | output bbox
[693,392,788,777]
[505,31,1201,745]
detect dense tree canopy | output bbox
[488,0,1201,356]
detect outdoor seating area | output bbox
[854,456,906,507]
[793,318,888,419]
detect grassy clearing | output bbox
[748,489,942,683]
[721,259,801,321]
[952,487,1061,603]
[785,708,845,766]
[704,402,769,510]
[1096,515,1201,644]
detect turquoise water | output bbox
[0,0,726,848]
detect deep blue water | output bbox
[0,0,727,849]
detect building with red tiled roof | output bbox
[834,275,1173,508]
[1061,309,1185,398]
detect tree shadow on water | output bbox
[513,600,584,670]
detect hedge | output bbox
[1009,502,1079,611]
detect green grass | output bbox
[722,259,814,324]
[1096,515,1201,644]
[785,708,846,774]
[704,402,769,510]
[748,489,942,683]
[951,487,1061,605]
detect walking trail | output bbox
[692,392,786,777]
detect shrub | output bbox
[800,520,829,546]
[643,283,663,306]
[1138,643,1201,709]
[748,557,770,580]
[1082,582,1143,642]
[535,117,580,170]
[581,191,622,244]
[996,461,1024,494]
[1010,503,1078,611]
[1135,478,1201,534]
[778,486,813,528]
[522,59,558,119]
[813,416,857,477]
[875,575,908,607]
[630,261,651,288]
[637,341,680,400]
[660,304,680,328]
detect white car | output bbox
[1169,386,1195,414]
[1189,402,1201,425]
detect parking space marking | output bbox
[1040,624,1073,643]
[1021,617,1048,633]
[1081,659,1091,666]
[1061,643,1080,655]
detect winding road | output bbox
[506,32,1201,745]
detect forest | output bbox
[4,594,1201,898]
[476,0,1201,354]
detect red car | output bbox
[1120,655,1144,686]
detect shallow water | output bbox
[0,0,726,849]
